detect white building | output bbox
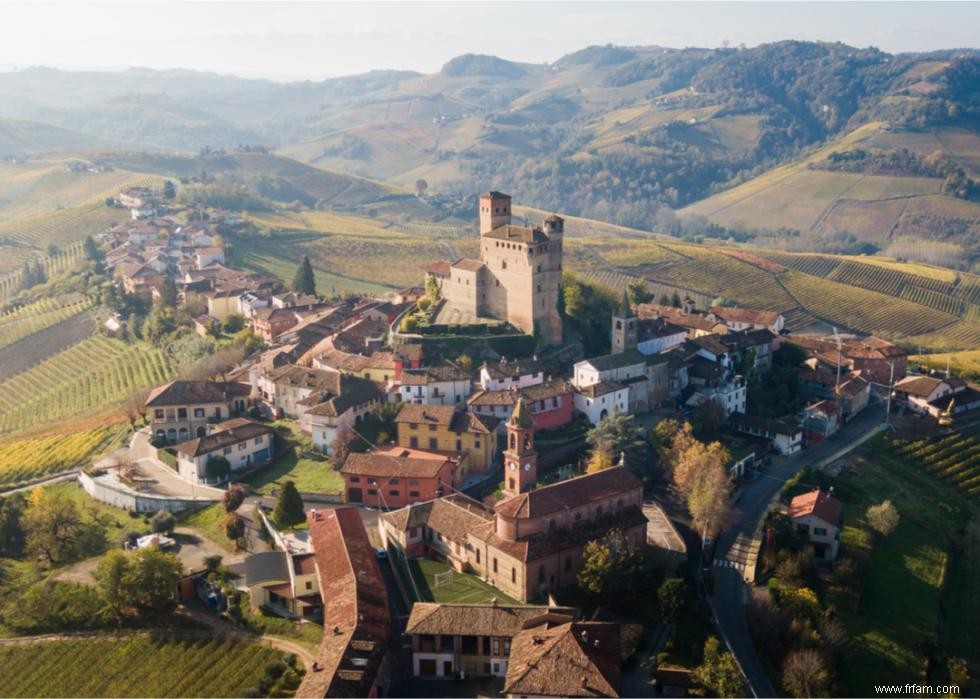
[479,358,545,391]
[573,381,630,424]
[173,418,275,484]
[399,365,472,406]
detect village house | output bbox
[611,293,687,356]
[836,373,871,421]
[804,400,840,441]
[296,508,390,698]
[379,494,493,571]
[789,489,843,561]
[729,414,803,455]
[573,381,631,425]
[479,357,546,391]
[892,374,965,415]
[398,364,473,406]
[341,447,460,508]
[572,350,671,415]
[173,417,275,484]
[636,300,728,337]
[791,335,908,385]
[145,380,250,443]
[244,550,321,618]
[395,403,500,476]
[299,374,382,452]
[403,603,578,680]
[468,378,576,433]
[313,346,399,384]
[504,619,622,698]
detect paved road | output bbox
[709,402,886,698]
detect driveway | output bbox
[708,402,885,697]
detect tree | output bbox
[95,549,132,618]
[83,235,101,262]
[694,636,745,698]
[586,410,646,473]
[204,554,223,573]
[0,492,27,557]
[658,293,670,305]
[586,439,615,473]
[122,387,149,429]
[223,512,246,542]
[223,484,246,513]
[160,277,178,307]
[578,538,615,597]
[415,178,428,197]
[292,255,316,295]
[23,487,83,564]
[125,548,183,618]
[272,481,305,528]
[692,397,727,436]
[205,456,231,482]
[782,649,830,698]
[151,510,175,535]
[657,577,692,623]
[626,278,653,305]
[163,180,176,200]
[223,312,246,334]
[865,499,899,539]
[32,259,46,285]
[577,529,644,603]
[670,291,682,307]
[46,243,60,257]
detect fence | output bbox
[78,471,215,513]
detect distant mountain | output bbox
[0,116,115,156]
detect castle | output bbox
[426,191,564,345]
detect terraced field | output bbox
[0,635,293,698]
[0,241,88,298]
[0,294,94,351]
[0,335,174,434]
[0,426,119,487]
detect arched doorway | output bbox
[196,426,206,438]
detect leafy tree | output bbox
[694,636,745,697]
[95,549,132,618]
[562,273,617,356]
[223,512,246,542]
[223,312,246,334]
[204,554,223,573]
[0,492,27,557]
[415,178,428,196]
[578,537,615,597]
[160,276,179,307]
[577,529,644,603]
[782,648,830,698]
[626,278,653,305]
[865,499,900,538]
[658,293,670,305]
[125,548,183,618]
[670,291,682,307]
[205,456,231,482]
[671,436,733,539]
[292,255,316,295]
[586,439,615,473]
[23,487,83,564]
[692,397,727,436]
[272,481,305,528]
[163,180,176,200]
[151,510,176,535]
[657,577,692,623]
[586,410,646,473]
[223,484,246,513]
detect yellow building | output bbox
[395,403,500,477]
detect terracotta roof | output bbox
[400,364,471,385]
[317,348,396,374]
[576,381,626,399]
[789,489,843,527]
[468,378,574,408]
[451,257,486,272]
[495,467,642,520]
[425,260,452,277]
[845,336,907,360]
[173,418,274,458]
[406,603,575,637]
[504,621,621,698]
[340,447,455,479]
[292,553,317,575]
[544,214,564,223]
[837,374,869,398]
[481,358,544,381]
[483,225,549,244]
[635,303,720,332]
[637,318,687,342]
[383,494,492,542]
[297,508,389,699]
[482,191,512,199]
[145,380,250,407]
[893,375,949,397]
[395,404,498,434]
[300,374,381,418]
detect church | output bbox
[425,191,565,346]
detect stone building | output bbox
[427,192,564,345]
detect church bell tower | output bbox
[503,397,537,497]
[611,290,637,354]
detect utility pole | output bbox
[885,359,895,430]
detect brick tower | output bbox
[503,397,537,497]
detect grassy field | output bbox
[0,635,292,698]
[0,335,174,435]
[911,349,980,378]
[180,503,238,553]
[244,423,343,496]
[404,558,521,606]
[825,434,980,694]
[0,426,123,487]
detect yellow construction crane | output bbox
[939,397,955,426]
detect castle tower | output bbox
[543,214,564,240]
[503,397,537,497]
[611,289,637,354]
[479,191,512,235]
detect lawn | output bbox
[824,435,980,695]
[0,635,292,698]
[244,421,344,496]
[180,503,237,553]
[403,558,521,606]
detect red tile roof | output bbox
[341,446,455,479]
[789,489,843,527]
[494,467,641,521]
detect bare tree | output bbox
[866,500,900,539]
[123,387,150,428]
[782,649,830,698]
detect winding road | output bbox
[709,401,886,697]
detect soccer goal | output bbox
[432,570,454,588]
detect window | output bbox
[428,438,438,450]
[409,490,420,497]
[155,409,165,419]
[349,476,360,483]
[177,408,187,419]
[504,640,511,655]
[797,523,810,533]
[492,639,500,656]
[305,581,313,590]
[814,527,828,536]
[475,440,481,449]
[536,284,542,292]
[409,436,418,448]
[428,424,437,432]
[537,264,542,272]
[368,478,377,485]
[510,568,516,584]
[476,549,481,564]
[502,261,507,270]
[254,436,264,445]
[410,423,418,430]
[223,447,232,455]
[238,443,246,451]
[390,490,399,497]
[409,479,419,486]
[455,439,462,451]
[389,478,399,485]
[492,558,498,573]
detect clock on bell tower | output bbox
[503,396,537,498]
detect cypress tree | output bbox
[292,256,316,295]
[272,480,306,528]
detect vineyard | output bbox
[0,635,292,698]
[888,433,980,500]
[0,293,94,351]
[0,335,174,434]
[0,241,88,299]
[0,426,118,486]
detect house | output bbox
[892,375,965,415]
[251,307,303,342]
[468,378,576,433]
[243,550,322,620]
[572,350,661,414]
[146,380,250,443]
[118,262,166,295]
[480,358,546,391]
[313,347,398,384]
[255,364,379,426]
[843,336,907,384]
[504,620,622,698]
[636,301,728,338]
[398,364,473,406]
[237,290,269,318]
[394,286,425,305]
[194,246,225,269]
[729,414,803,455]
[173,418,275,484]
[573,381,630,425]
[836,373,870,421]
[340,447,459,508]
[708,306,785,334]
[296,508,390,698]
[789,489,843,560]
[926,384,980,419]
[404,603,578,680]
[395,403,500,476]
[610,292,687,356]
[803,400,839,441]
[300,374,382,452]
[379,494,493,571]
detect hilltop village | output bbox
[3,183,974,699]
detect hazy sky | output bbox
[1,1,978,81]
